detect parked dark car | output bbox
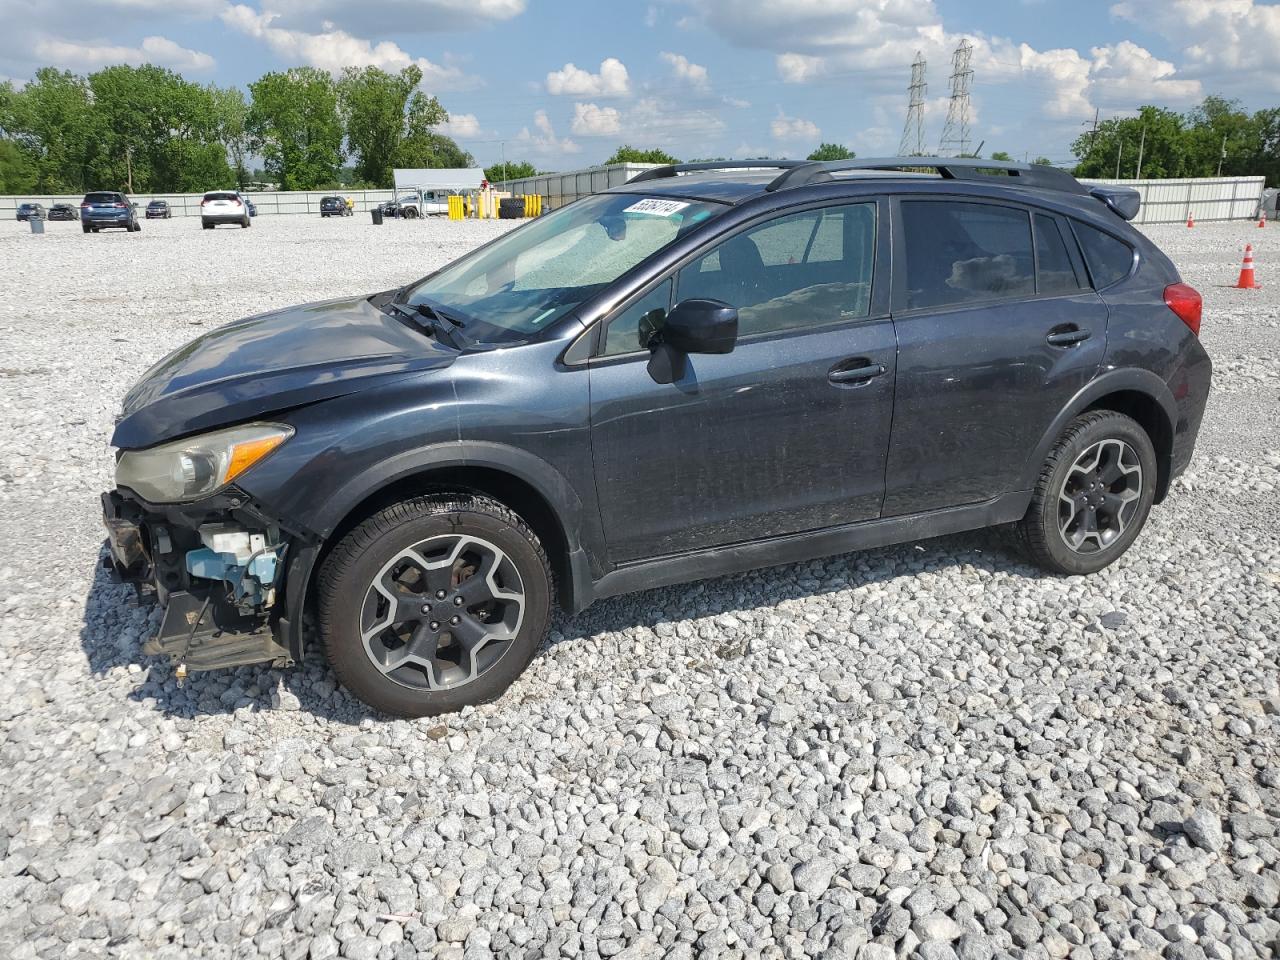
[246,198,257,218]
[102,158,1211,717]
[146,200,172,219]
[16,202,45,221]
[321,195,351,217]
[81,191,140,232]
[47,203,79,221]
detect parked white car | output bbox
[200,191,251,229]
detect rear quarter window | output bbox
[1072,221,1134,289]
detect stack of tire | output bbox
[498,198,525,220]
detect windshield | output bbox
[404,192,724,343]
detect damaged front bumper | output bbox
[101,487,300,672]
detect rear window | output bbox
[1072,222,1134,289]
[901,200,1035,310]
[85,193,121,204]
[205,192,240,201]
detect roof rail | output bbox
[628,160,809,184]
[764,157,1089,195]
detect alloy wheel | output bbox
[359,534,525,690]
[1057,438,1143,553]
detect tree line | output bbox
[0,63,474,195]
[1070,96,1279,185]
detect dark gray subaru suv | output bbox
[102,158,1211,717]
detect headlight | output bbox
[115,423,293,503]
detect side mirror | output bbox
[645,298,738,385]
[661,298,738,355]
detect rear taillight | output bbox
[1164,283,1202,336]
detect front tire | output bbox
[318,493,553,718]
[1015,411,1156,575]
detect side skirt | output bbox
[585,491,1032,605]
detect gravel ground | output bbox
[0,214,1277,960]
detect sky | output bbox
[2,0,1278,171]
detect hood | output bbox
[113,295,458,448]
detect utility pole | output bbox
[1135,125,1146,181]
[938,39,974,157]
[1115,140,1123,179]
[500,141,507,187]
[898,51,927,157]
[125,145,133,194]
[1216,134,1227,177]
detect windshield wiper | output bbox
[386,302,465,349]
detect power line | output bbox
[898,51,927,157]
[938,39,974,157]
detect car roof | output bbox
[602,158,1139,223]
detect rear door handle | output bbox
[1046,326,1091,347]
[828,360,887,385]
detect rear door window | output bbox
[900,200,1035,310]
[1034,214,1082,295]
[85,193,120,204]
[1071,221,1134,289]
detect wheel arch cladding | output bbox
[290,447,588,660]
[1022,370,1177,505]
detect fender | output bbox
[1019,367,1177,495]
[277,441,596,659]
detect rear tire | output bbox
[82,223,91,234]
[318,493,553,718]
[242,217,250,228]
[1015,411,1157,575]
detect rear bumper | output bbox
[101,488,295,671]
[86,215,132,227]
[203,213,247,224]
[1169,341,1212,484]
[145,211,168,218]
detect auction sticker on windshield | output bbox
[624,198,691,217]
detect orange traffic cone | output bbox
[1236,244,1259,289]
[1259,216,1267,228]
[1186,214,1195,228]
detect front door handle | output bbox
[828,360,887,385]
[1046,325,1091,347]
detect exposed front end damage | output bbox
[101,487,301,674]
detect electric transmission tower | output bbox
[937,39,974,157]
[898,51,927,157]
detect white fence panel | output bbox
[0,189,397,219]
[1083,176,1266,224]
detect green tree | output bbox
[84,64,231,192]
[484,160,540,183]
[989,150,1013,161]
[1032,156,1054,166]
[1072,105,1187,179]
[248,67,344,190]
[807,142,854,161]
[604,145,680,165]
[0,138,36,193]
[338,65,451,187]
[4,68,94,191]
[210,84,251,188]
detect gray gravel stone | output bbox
[0,218,1276,960]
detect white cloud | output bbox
[517,109,581,155]
[1111,0,1280,92]
[776,52,825,83]
[32,34,215,71]
[571,102,622,136]
[771,111,820,140]
[434,112,481,137]
[545,57,630,96]
[659,51,708,87]
[221,4,471,87]
[683,0,1203,124]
